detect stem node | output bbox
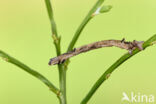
[2,57,9,62]
[106,73,111,79]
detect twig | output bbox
[44,0,61,55]
[64,0,111,70]
[44,0,66,104]
[49,39,144,65]
[67,0,108,52]
[0,50,59,95]
[81,34,156,104]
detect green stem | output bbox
[44,0,61,55]
[57,66,67,104]
[44,0,66,103]
[81,34,156,104]
[64,0,106,70]
[44,0,58,37]
[0,50,59,95]
[58,65,67,104]
[67,0,105,52]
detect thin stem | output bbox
[81,34,156,104]
[44,0,61,55]
[57,66,67,104]
[64,0,107,70]
[67,0,105,52]
[44,0,58,36]
[58,65,67,104]
[44,0,67,104]
[0,50,59,95]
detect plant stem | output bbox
[67,0,105,52]
[44,0,67,103]
[58,65,67,104]
[44,0,58,36]
[0,50,59,95]
[44,0,61,55]
[81,34,156,104]
[64,0,106,70]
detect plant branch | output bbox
[45,0,61,55]
[44,0,66,104]
[0,50,59,95]
[63,0,111,70]
[58,65,67,104]
[67,0,107,52]
[81,34,156,104]
[49,39,144,65]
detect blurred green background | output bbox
[0,0,156,104]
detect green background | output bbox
[0,0,156,104]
